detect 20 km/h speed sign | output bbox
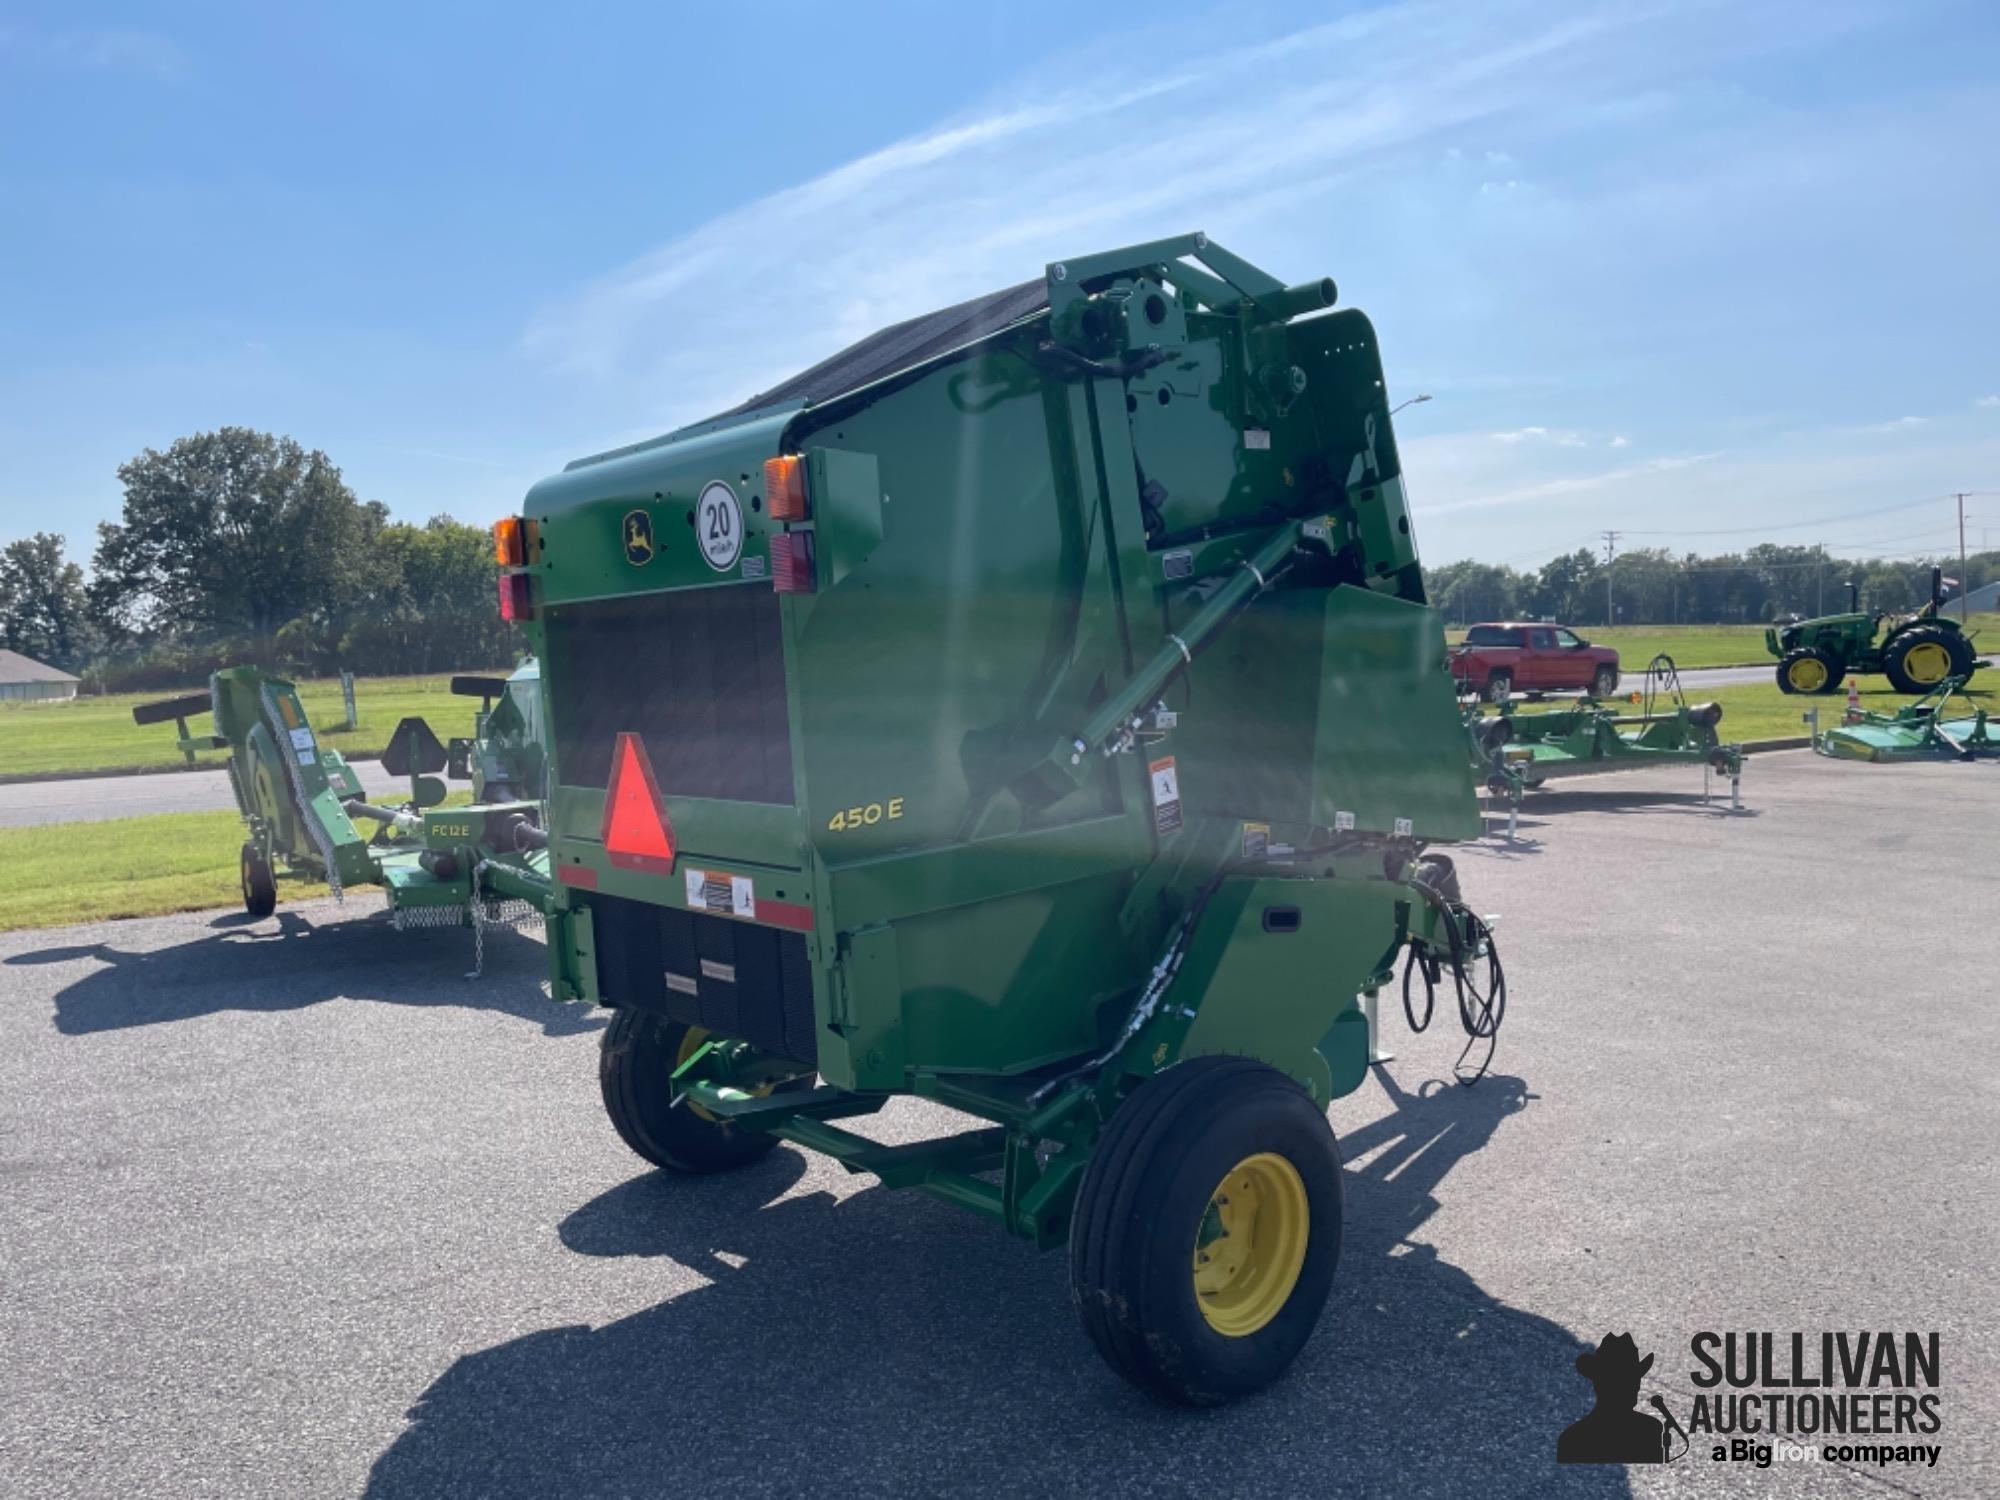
[696,481,744,572]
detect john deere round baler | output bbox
[504,234,1500,1404]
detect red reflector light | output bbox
[601,732,676,874]
[492,516,526,567]
[498,571,534,621]
[772,533,815,594]
[764,455,808,521]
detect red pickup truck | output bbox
[1448,622,1620,702]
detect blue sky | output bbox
[3,0,1997,570]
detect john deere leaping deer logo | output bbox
[622,509,655,566]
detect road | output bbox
[0,759,410,829]
[2,753,1994,1498]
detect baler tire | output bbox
[598,1009,784,1175]
[240,842,277,918]
[1069,1055,1342,1406]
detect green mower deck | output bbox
[132,662,556,943]
[1469,656,1744,834]
[1811,676,1998,762]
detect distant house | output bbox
[1955,580,2000,614]
[0,649,80,702]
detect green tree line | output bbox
[0,428,520,691]
[1424,543,1999,626]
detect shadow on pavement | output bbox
[365,1070,1628,1499]
[7,911,598,1038]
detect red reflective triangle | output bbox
[600,732,676,873]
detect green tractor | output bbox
[500,233,1507,1405]
[1768,566,1980,695]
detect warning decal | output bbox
[1149,756,1184,838]
[684,866,756,921]
[289,726,316,765]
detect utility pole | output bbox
[1956,493,1970,623]
[1816,543,1823,616]
[1601,530,1620,625]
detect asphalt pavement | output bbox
[1,752,1993,1499]
[0,759,409,828]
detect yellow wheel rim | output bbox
[1902,641,1950,685]
[1787,657,1828,692]
[1192,1152,1310,1337]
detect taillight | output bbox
[764,455,808,521]
[771,533,815,594]
[493,516,526,567]
[498,572,534,621]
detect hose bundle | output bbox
[1402,855,1507,1084]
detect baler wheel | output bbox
[239,841,277,919]
[1069,1056,1342,1405]
[598,1010,785,1174]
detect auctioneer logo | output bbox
[1557,1329,1944,1472]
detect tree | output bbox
[92,428,384,648]
[0,532,94,670]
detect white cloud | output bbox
[521,0,1859,438]
[1493,425,1587,446]
[1977,395,2000,408]
[1610,434,1630,447]
[1425,451,1723,514]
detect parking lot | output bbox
[2,751,1994,1499]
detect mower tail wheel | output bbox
[598,1009,787,1174]
[1881,625,1971,694]
[1069,1055,1342,1406]
[239,841,277,918]
[1776,647,1842,695]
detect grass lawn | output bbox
[0,672,500,779]
[1447,614,1998,671]
[0,790,480,931]
[0,808,331,929]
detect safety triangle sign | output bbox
[600,732,676,874]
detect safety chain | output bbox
[464,858,547,979]
[260,682,343,902]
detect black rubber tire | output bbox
[1483,672,1512,704]
[1776,647,1843,695]
[598,1009,786,1174]
[240,841,277,918]
[1069,1056,1343,1406]
[1591,665,1619,698]
[1881,625,1971,694]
